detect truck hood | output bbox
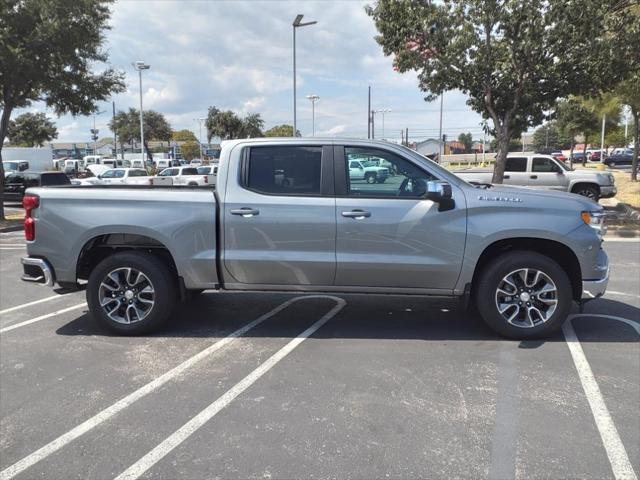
[472,184,601,211]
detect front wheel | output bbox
[572,185,600,200]
[475,251,573,339]
[365,173,377,184]
[87,251,177,335]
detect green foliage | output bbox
[490,137,522,152]
[7,112,58,146]
[555,98,599,146]
[171,129,197,142]
[0,0,125,218]
[205,106,265,141]
[532,122,572,152]
[109,108,172,145]
[605,125,627,149]
[615,74,640,180]
[265,124,300,137]
[367,0,639,182]
[180,141,200,161]
[457,132,473,153]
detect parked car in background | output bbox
[604,152,634,168]
[71,165,110,185]
[92,168,151,185]
[21,138,609,340]
[196,165,218,185]
[64,159,84,175]
[455,154,616,200]
[150,166,209,186]
[550,151,567,163]
[190,158,203,166]
[3,160,30,177]
[4,171,70,202]
[348,158,389,184]
[83,155,103,167]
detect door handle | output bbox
[503,175,510,179]
[341,210,371,219]
[230,208,260,217]
[530,175,538,179]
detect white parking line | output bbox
[115,296,346,480]
[0,303,87,333]
[605,237,640,243]
[0,295,344,480]
[564,314,638,480]
[0,294,69,316]
[606,290,640,299]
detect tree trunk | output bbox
[491,127,511,184]
[582,133,588,167]
[632,107,639,182]
[0,105,13,221]
[569,135,575,170]
[144,140,153,163]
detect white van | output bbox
[155,159,170,170]
[83,155,103,167]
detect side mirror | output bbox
[425,181,452,202]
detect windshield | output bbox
[3,162,19,171]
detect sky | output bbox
[15,0,487,145]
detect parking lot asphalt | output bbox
[0,230,638,480]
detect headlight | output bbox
[581,210,607,238]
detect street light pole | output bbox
[90,110,105,156]
[306,94,319,136]
[292,14,317,137]
[372,109,390,139]
[194,118,206,159]
[132,61,150,162]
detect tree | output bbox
[265,124,300,137]
[457,132,473,153]
[109,108,171,161]
[532,122,572,152]
[555,98,599,167]
[205,106,265,141]
[615,75,640,180]
[180,141,200,161]
[367,0,639,184]
[171,129,197,142]
[0,0,125,220]
[490,137,522,153]
[7,112,58,146]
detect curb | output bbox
[617,203,640,222]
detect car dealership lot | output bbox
[0,231,638,480]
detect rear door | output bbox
[503,157,530,185]
[223,144,336,287]
[333,145,466,290]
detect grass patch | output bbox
[612,171,640,210]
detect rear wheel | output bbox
[365,172,377,184]
[87,251,177,335]
[475,251,573,339]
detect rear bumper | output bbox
[21,257,55,287]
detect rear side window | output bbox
[129,169,148,177]
[245,146,322,196]
[40,173,71,186]
[181,168,198,175]
[505,157,527,172]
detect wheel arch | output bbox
[570,181,600,196]
[471,237,582,301]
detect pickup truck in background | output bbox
[20,138,609,339]
[348,158,389,184]
[91,168,151,186]
[455,154,616,200]
[150,166,211,186]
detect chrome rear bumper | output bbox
[21,257,55,287]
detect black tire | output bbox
[609,161,616,168]
[572,184,600,201]
[185,288,205,300]
[365,172,377,184]
[376,177,387,184]
[188,182,198,186]
[475,250,573,339]
[87,251,177,335]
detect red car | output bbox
[551,152,567,163]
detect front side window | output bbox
[112,170,126,178]
[505,157,527,172]
[100,170,116,178]
[181,168,198,176]
[532,157,560,172]
[344,147,435,197]
[245,146,322,195]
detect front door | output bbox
[528,157,569,191]
[334,146,466,291]
[223,144,336,287]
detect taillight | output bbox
[204,175,208,184]
[23,195,39,241]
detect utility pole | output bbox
[367,86,371,139]
[371,110,375,139]
[405,128,408,147]
[438,93,444,159]
[600,114,606,161]
[400,130,404,145]
[112,101,118,158]
[482,130,486,163]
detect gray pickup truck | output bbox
[455,154,616,200]
[20,138,609,339]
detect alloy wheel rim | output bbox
[495,268,558,328]
[577,188,597,198]
[98,267,155,324]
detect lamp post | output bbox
[293,14,316,137]
[306,94,319,136]
[194,118,206,160]
[132,61,150,162]
[372,109,391,139]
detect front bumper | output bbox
[600,185,617,198]
[582,268,609,300]
[21,257,55,287]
